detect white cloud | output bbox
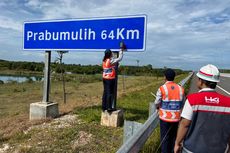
[0,16,22,31]
[168,54,205,62]
[0,0,230,70]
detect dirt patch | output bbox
[24,114,80,134]
[71,131,93,149]
[0,114,52,141]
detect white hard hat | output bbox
[196,64,220,82]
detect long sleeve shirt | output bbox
[110,50,123,65]
[154,81,174,105]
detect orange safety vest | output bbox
[102,59,116,79]
[159,82,184,122]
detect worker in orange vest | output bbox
[102,43,126,112]
[174,64,230,153]
[154,68,184,153]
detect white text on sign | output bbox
[26,28,140,41]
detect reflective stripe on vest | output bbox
[183,92,230,153]
[102,59,115,79]
[159,82,184,122]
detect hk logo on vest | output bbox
[205,96,219,104]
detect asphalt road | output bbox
[188,74,230,97]
[216,76,230,96]
[188,75,199,94]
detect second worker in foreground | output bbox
[154,69,185,153]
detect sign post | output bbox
[113,52,119,110]
[29,50,59,120]
[42,51,51,103]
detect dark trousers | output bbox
[160,120,179,153]
[102,79,115,111]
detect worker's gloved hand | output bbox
[120,42,127,51]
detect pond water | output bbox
[0,75,43,83]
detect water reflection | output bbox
[0,75,43,83]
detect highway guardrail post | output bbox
[149,102,157,117]
[123,120,143,143]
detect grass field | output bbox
[0,73,188,152]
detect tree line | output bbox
[0,59,44,72]
[0,59,189,76]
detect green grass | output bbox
[141,126,161,153]
[0,74,191,153]
[141,74,191,153]
[72,74,189,153]
[71,75,164,153]
[74,76,164,123]
[74,105,102,123]
[0,75,162,152]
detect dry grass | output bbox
[0,73,188,153]
[0,74,163,141]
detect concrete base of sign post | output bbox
[100,109,124,127]
[30,102,59,120]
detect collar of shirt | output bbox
[165,81,173,84]
[198,88,215,92]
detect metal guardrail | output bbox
[178,72,193,86]
[116,72,194,153]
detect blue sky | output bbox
[0,0,230,70]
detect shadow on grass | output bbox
[74,105,102,123]
[74,104,149,125]
[122,107,148,123]
[0,134,10,144]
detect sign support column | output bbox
[113,52,119,110]
[43,51,51,103]
[29,51,59,120]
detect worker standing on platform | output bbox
[154,68,185,153]
[174,64,230,153]
[102,43,126,112]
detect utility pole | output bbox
[57,51,69,104]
